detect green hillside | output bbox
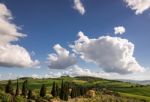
[0,76,150,102]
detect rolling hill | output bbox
[0,76,150,102]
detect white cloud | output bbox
[114,26,126,35]
[32,74,41,79]
[0,3,39,68]
[1,68,150,80]
[70,31,144,74]
[73,0,85,15]
[36,65,110,79]
[124,0,150,15]
[48,44,77,69]
[0,44,39,68]
[0,4,26,45]
[62,65,110,77]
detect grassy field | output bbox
[0,76,150,101]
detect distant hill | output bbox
[119,79,150,85]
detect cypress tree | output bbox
[15,78,19,96]
[40,84,46,97]
[56,83,59,96]
[22,80,28,97]
[5,80,14,95]
[59,80,69,101]
[71,87,75,98]
[80,86,86,96]
[51,81,57,97]
[60,80,64,100]
[63,82,69,101]
[28,89,32,99]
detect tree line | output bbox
[5,79,88,101]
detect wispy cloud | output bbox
[124,0,150,15]
[73,0,85,15]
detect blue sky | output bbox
[0,0,150,80]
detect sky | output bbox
[0,0,150,80]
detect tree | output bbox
[80,86,86,96]
[56,83,59,96]
[22,80,28,97]
[59,80,64,100]
[28,89,32,99]
[59,80,69,101]
[71,87,76,98]
[40,84,46,97]
[15,78,19,96]
[5,80,14,95]
[63,82,69,101]
[51,81,57,97]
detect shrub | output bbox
[0,92,12,102]
[14,96,27,102]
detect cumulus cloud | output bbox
[70,31,144,74]
[48,44,77,69]
[114,26,126,35]
[0,44,39,68]
[32,65,110,79]
[73,0,85,15]
[62,65,110,77]
[124,0,150,15]
[32,74,41,79]
[0,3,39,68]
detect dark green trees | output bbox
[70,85,87,99]
[70,87,76,98]
[51,81,58,97]
[80,86,86,96]
[59,80,69,101]
[22,80,28,97]
[56,83,59,96]
[40,84,46,97]
[5,80,14,95]
[28,89,33,99]
[59,80,64,99]
[15,78,19,96]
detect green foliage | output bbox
[71,87,76,98]
[22,80,28,97]
[5,80,14,95]
[55,83,59,97]
[59,80,69,101]
[51,81,59,97]
[59,80,64,100]
[14,96,26,102]
[51,81,56,97]
[28,89,33,99]
[40,84,46,97]
[0,92,12,102]
[15,79,19,96]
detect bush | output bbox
[14,96,27,102]
[0,91,12,102]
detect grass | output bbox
[119,92,150,101]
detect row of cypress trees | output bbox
[51,80,87,101]
[5,79,87,101]
[5,79,32,99]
